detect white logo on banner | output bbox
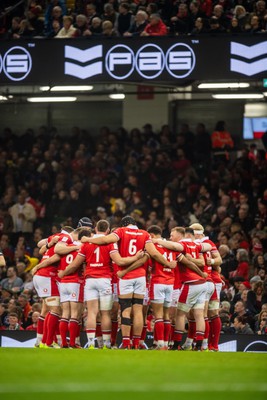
[166,43,196,78]
[230,41,267,76]
[3,46,32,81]
[65,43,197,80]
[106,44,135,79]
[65,45,103,79]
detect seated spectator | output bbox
[56,15,77,38]
[190,17,208,34]
[0,266,24,294]
[45,4,64,37]
[123,10,148,36]
[116,2,135,36]
[220,313,235,334]
[101,20,119,37]
[0,303,8,330]
[255,310,267,333]
[6,17,21,39]
[208,16,226,33]
[90,17,103,35]
[102,3,119,26]
[141,13,167,36]
[6,312,24,330]
[230,300,255,330]
[219,244,237,280]
[233,5,250,31]
[17,294,32,329]
[247,279,264,316]
[25,311,40,331]
[74,14,91,37]
[170,3,193,35]
[229,17,243,33]
[249,15,264,33]
[229,248,250,281]
[233,315,254,334]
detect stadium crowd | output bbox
[0,120,267,350]
[1,0,267,39]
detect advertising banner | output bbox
[0,36,266,85]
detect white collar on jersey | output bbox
[93,234,105,238]
[179,238,191,242]
[195,236,209,243]
[126,225,138,229]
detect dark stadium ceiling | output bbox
[0,80,266,102]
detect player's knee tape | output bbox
[121,317,132,326]
[119,298,132,312]
[208,300,220,310]
[132,297,144,305]
[45,296,60,306]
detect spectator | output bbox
[56,16,77,38]
[0,266,24,294]
[17,294,32,328]
[116,2,135,36]
[6,312,24,330]
[247,280,264,315]
[26,311,40,331]
[123,10,148,36]
[219,244,237,280]
[229,248,250,281]
[9,194,36,240]
[233,315,254,334]
[141,13,167,36]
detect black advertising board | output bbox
[0,36,266,85]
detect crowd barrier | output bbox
[0,331,267,352]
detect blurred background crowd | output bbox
[1,0,267,39]
[0,120,266,336]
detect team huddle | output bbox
[32,215,223,351]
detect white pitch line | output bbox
[0,383,266,393]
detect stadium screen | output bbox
[243,117,267,140]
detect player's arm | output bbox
[55,242,80,255]
[179,255,207,279]
[201,243,212,252]
[111,249,144,267]
[206,251,222,272]
[151,238,184,252]
[185,253,205,268]
[39,236,60,255]
[145,242,177,269]
[58,255,84,278]
[117,254,150,279]
[37,238,47,248]
[81,232,118,245]
[31,254,61,275]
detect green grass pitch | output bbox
[0,349,266,400]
